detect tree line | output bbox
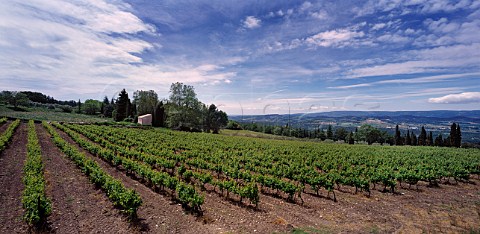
[237,121,463,147]
[1,83,228,133]
[100,82,228,133]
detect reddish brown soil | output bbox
[36,124,133,233]
[53,124,221,233]
[0,120,11,134]
[52,125,480,233]
[0,123,28,233]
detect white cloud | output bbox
[299,1,313,12]
[243,16,261,29]
[311,10,328,20]
[349,43,480,78]
[428,92,480,104]
[354,0,478,17]
[0,0,234,99]
[305,29,365,47]
[371,23,386,30]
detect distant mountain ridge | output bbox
[232,110,480,119]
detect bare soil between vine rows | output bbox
[1,123,479,233]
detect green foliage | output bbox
[42,121,142,218]
[22,120,51,226]
[0,119,20,152]
[133,90,158,116]
[83,99,102,115]
[57,122,480,208]
[114,89,130,122]
[55,123,205,210]
[0,91,29,108]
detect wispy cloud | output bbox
[429,92,480,104]
[243,16,261,29]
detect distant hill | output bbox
[230,110,480,143]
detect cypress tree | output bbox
[450,123,457,147]
[418,126,427,146]
[427,131,433,146]
[77,99,81,114]
[412,132,418,146]
[395,125,402,145]
[455,124,462,147]
[434,134,443,147]
[405,130,411,145]
[114,89,129,122]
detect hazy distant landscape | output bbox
[232,110,480,143]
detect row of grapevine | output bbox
[61,124,480,202]
[42,122,142,218]
[0,119,20,152]
[0,117,7,124]
[52,122,205,211]
[22,120,51,226]
[63,124,269,205]
[65,125,301,204]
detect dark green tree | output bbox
[77,99,81,113]
[204,104,228,134]
[427,131,433,146]
[348,131,355,144]
[326,125,333,140]
[133,90,158,116]
[405,130,411,145]
[455,124,462,147]
[434,134,443,147]
[152,101,165,127]
[114,89,129,121]
[394,125,402,145]
[411,132,418,146]
[334,127,348,142]
[450,123,457,147]
[418,126,427,146]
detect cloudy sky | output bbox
[1,0,479,115]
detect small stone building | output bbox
[137,114,152,125]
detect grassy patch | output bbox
[0,105,108,123]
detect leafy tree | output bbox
[348,131,355,144]
[226,120,242,130]
[1,91,29,108]
[204,104,228,134]
[334,127,348,142]
[133,90,158,116]
[114,89,130,122]
[326,125,333,140]
[83,99,101,115]
[357,124,383,145]
[167,83,202,130]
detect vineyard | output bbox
[0,120,479,233]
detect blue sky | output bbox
[1,0,479,115]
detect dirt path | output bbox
[36,124,133,233]
[0,123,28,233]
[53,125,221,233]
